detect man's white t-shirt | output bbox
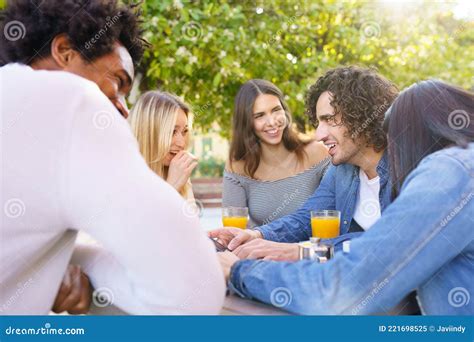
[0,63,225,314]
[352,169,381,230]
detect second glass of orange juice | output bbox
[222,207,248,229]
[311,210,340,238]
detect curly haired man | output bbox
[210,67,423,314]
[211,66,398,257]
[214,67,473,316]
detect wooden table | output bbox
[87,294,289,315]
[221,294,290,315]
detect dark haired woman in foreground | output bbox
[219,80,473,315]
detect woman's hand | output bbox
[166,151,198,192]
[208,227,263,251]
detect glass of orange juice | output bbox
[222,207,248,229]
[311,210,340,238]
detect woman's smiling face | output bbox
[252,94,287,146]
[162,109,189,166]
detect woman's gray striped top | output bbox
[222,158,330,228]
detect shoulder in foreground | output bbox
[19,64,100,97]
[225,159,246,176]
[303,140,329,167]
[421,143,474,172]
[1,63,108,109]
[402,144,474,193]
[31,64,98,91]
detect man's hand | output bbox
[217,251,240,281]
[208,227,262,251]
[233,239,299,261]
[52,265,93,314]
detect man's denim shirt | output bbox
[230,143,474,315]
[256,151,392,245]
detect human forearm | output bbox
[65,100,225,314]
[229,154,474,315]
[255,168,337,243]
[74,182,225,314]
[256,210,312,243]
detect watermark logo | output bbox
[4,198,26,218]
[84,14,122,50]
[360,199,380,218]
[352,278,389,314]
[350,100,389,139]
[0,278,34,313]
[93,111,114,130]
[4,21,26,41]
[92,287,114,308]
[440,192,473,228]
[448,110,470,130]
[263,189,299,225]
[182,199,204,218]
[0,112,24,136]
[360,21,381,39]
[448,287,470,308]
[4,322,84,335]
[192,101,212,120]
[181,21,203,41]
[267,14,302,47]
[270,287,292,308]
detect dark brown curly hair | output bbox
[0,0,147,67]
[306,66,399,152]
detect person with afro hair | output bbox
[0,0,226,315]
[0,0,148,117]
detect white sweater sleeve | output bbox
[61,87,225,314]
[70,243,130,315]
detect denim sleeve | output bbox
[230,153,473,314]
[255,165,337,243]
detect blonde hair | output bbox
[128,90,193,198]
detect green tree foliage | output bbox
[136,1,474,135]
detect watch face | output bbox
[299,241,312,248]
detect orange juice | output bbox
[311,217,340,238]
[222,216,248,229]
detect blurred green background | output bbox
[2,0,471,177]
[134,0,473,135]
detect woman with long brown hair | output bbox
[223,79,330,227]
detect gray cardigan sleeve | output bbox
[222,171,257,228]
[222,171,247,208]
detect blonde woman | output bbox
[128,91,198,200]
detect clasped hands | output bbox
[208,227,299,281]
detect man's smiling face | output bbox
[65,42,134,118]
[314,91,362,165]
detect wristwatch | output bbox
[298,241,315,261]
[298,238,333,263]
